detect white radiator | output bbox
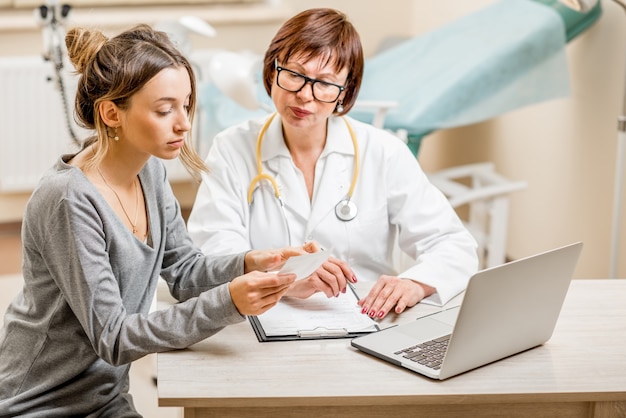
[0,56,78,192]
[0,55,191,193]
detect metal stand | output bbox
[610,118,626,277]
[35,1,78,145]
[610,0,626,278]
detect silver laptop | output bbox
[351,242,582,380]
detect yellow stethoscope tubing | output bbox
[343,118,360,202]
[246,112,360,206]
[248,113,279,203]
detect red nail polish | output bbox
[369,310,376,317]
[361,307,368,314]
[377,311,384,318]
[352,275,357,283]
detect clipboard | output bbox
[249,285,380,342]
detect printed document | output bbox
[250,285,379,340]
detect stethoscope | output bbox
[247,113,360,244]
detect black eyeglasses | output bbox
[274,59,345,103]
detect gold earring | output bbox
[108,127,119,141]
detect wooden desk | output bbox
[157,280,626,418]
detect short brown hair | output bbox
[262,8,364,115]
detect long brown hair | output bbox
[65,24,208,178]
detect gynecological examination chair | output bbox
[349,0,601,268]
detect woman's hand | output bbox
[243,241,323,273]
[228,271,296,316]
[357,276,435,320]
[285,257,357,299]
[243,241,358,299]
[244,246,310,273]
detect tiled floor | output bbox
[0,224,182,417]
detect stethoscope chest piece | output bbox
[335,199,358,222]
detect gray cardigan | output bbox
[0,155,246,417]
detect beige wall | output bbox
[414,0,625,279]
[1,0,624,278]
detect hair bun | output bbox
[65,27,108,74]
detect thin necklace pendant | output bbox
[96,167,141,236]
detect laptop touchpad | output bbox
[396,316,453,340]
[429,306,460,326]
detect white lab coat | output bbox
[187,114,478,305]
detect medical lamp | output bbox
[207,51,268,111]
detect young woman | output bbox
[0,24,305,417]
[187,9,479,320]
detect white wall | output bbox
[1,0,624,278]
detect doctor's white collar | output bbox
[258,114,356,163]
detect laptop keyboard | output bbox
[394,334,451,370]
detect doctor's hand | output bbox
[228,271,296,315]
[358,276,436,320]
[285,257,358,299]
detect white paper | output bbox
[278,251,330,280]
[255,287,379,337]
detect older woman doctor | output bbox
[187,8,478,320]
